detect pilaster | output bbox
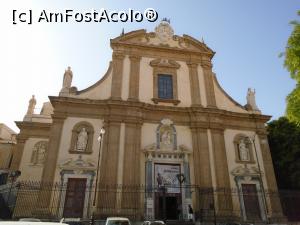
[128,55,141,101]
[121,122,142,209]
[10,136,27,171]
[34,115,66,216]
[191,127,213,211]
[97,120,121,210]
[201,61,217,108]
[111,52,125,100]
[257,132,284,220]
[210,128,233,217]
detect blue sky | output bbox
[0,0,298,132]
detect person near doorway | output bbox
[188,204,194,222]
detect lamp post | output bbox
[90,127,105,225]
[246,135,268,221]
[7,170,21,218]
[176,173,185,220]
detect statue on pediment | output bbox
[246,88,260,111]
[63,66,73,89]
[26,95,36,115]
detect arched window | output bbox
[69,121,94,154]
[31,141,48,165]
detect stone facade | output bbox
[0,123,17,183]
[10,21,283,222]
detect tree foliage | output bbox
[284,10,300,82]
[267,117,300,189]
[282,10,300,125]
[286,85,300,125]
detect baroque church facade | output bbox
[10,21,283,222]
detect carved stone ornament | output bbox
[59,155,95,171]
[231,165,260,177]
[150,58,180,69]
[144,143,156,151]
[161,118,173,126]
[30,141,48,165]
[178,144,191,153]
[155,20,174,43]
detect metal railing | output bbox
[0,181,299,223]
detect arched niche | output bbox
[69,121,94,154]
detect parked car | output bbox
[0,222,68,225]
[105,217,131,225]
[142,221,165,225]
[59,218,84,225]
[19,219,41,222]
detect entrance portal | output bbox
[242,184,262,221]
[155,195,181,220]
[63,178,87,218]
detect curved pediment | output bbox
[110,21,214,57]
[231,165,261,177]
[59,155,95,171]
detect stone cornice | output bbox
[150,58,181,69]
[15,121,52,130]
[48,96,271,131]
[15,121,51,139]
[110,29,215,58]
[112,42,212,59]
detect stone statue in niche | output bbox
[162,130,172,145]
[238,139,250,161]
[160,127,173,149]
[246,88,259,111]
[31,141,47,165]
[26,95,36,115]
[75,128,88,151]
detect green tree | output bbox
[267,117,300,189]
[286,85,300,125]
[282,10,300,125]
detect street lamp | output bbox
[7,170,21,218]
[246,135,268,221]
[90,127,105,225]
[176,173,185,220]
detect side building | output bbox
[0,123,17,184]
[10,21,284,222]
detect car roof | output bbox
[106,218,129,221]
[19,219,41,222]
[0,222,68,225]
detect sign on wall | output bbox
[154,164,180,193]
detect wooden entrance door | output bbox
[63,178,87,218]
[242,184,262,221]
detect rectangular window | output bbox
[158,74,173,99]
